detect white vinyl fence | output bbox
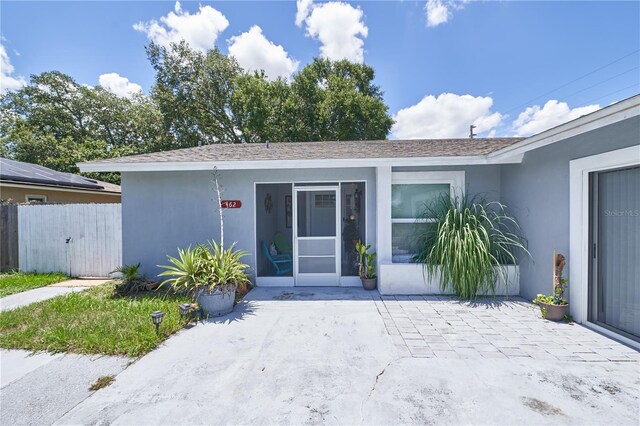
[18,204,121,277]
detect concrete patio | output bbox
[54,287,639,425]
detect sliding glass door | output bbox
[590,166,640,341]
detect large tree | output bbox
[1,71,169,183]
[147,42,243,146]
[1,43,394,184]
[288,58,393,141]
[147,41,393,146]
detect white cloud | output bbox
[228,26,299,80]
[392,93,503,139]
[133,1,229,52]
[295,0,314,27]
[425,0,450,27]
[0,43,27,94]
[425,0,468,27]
[98,73,143,98]
[300,1,368,63]
[512,100,601,136]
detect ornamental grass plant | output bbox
[414,194,529,299]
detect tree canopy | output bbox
[1,42,393,183]
[1,71,169,183]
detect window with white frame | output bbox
[314,193,336,208]
[391,171,465,263]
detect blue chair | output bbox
[262,241,292,276]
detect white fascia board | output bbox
[0,181,121,196]
[78,153,524,173]
[489,95,640,162]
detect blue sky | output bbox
[1,0,639,138]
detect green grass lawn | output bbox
[0,285,191,357]
[0,272,69,298]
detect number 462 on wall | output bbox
[221,200,242,209]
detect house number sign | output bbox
[221,200,242,209]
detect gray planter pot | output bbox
[197,287,236,317]
[539,302,569,321]
[361,277,377,291]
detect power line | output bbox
[561,66,640,102]
[580,83,640,106]
[503,49,640,115]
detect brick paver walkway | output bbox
[375,295,639,361]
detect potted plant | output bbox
[159,241,250,317]
[158,170,251,317]
[414,194,530,299]
[533,251,569,321]
[355,240,377,290]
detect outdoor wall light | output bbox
[179,303,192,320]
[150,310,165,333]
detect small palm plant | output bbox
[111,263,144,296]
[112,263,142,283]
[414,194,529,299]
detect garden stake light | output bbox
[150,310,165,334]
[179,303,192,323]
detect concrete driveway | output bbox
[1,350,129,426]
[57,287,639,425]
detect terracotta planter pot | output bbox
[539,302,569,321]
[361,277,377,291]
[197,287,236,317]
[145,281,160,291]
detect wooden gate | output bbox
[18,204,121,277]
[0,204,19,272]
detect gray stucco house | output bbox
[80,95,639,346]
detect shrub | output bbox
[414,194,529,299]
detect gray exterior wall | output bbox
[500,116,640,300]
[120,117,638,293]
[122,167,377,280]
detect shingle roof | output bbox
[0,158,120,193]
[84,138,524,164]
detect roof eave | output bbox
[0,180,121,195]
[78,154,525,173]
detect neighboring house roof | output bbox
[79,138,525,172]
[0,158,120,193]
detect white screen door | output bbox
[293,186,340,286]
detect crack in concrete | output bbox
[360,357,399,423]
[368,361,391,398]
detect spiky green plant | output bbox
[414,194,529,299]
[158,241,251,297]
[157,246,204,295]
